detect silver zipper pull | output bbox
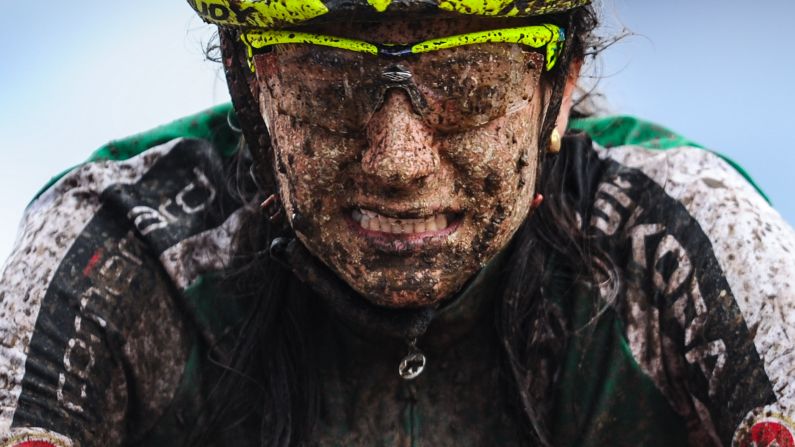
[398,337,426,380]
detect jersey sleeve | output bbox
[590,144,795,446]
[0,140,200,446]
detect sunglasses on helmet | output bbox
[241,24,565,71]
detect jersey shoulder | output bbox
[1,105,250,446]
[579,125,795,445]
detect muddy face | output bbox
[253,17,549,308]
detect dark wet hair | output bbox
[188,5,605,446]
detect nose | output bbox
[362,89,439,187]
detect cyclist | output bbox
[1,1,793,446]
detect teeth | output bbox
[435,214,447,230]
[351,208,452,234]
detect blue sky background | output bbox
[0,0,793,260]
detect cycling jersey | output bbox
[1,105,793,446]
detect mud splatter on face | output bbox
[253,17,546,308]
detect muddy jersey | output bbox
[0,106,793,446]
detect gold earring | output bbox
[548,128,562,154]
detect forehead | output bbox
[301,15,537,43]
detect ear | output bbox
[555,57,584,133]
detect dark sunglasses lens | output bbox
[259,47,382,134]
[412,45,543,131]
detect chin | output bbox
[338,258,478,309]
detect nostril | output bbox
[361,143,438,184]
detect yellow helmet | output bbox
[186,0,590,30]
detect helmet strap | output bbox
[220,28,277,194]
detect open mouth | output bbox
[348,207,461,237]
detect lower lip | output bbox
[345,214,462,253]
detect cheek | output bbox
[442,110,539,256]
[443,113,538,207]
[265,108,362,213]
[257,63,361,200]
